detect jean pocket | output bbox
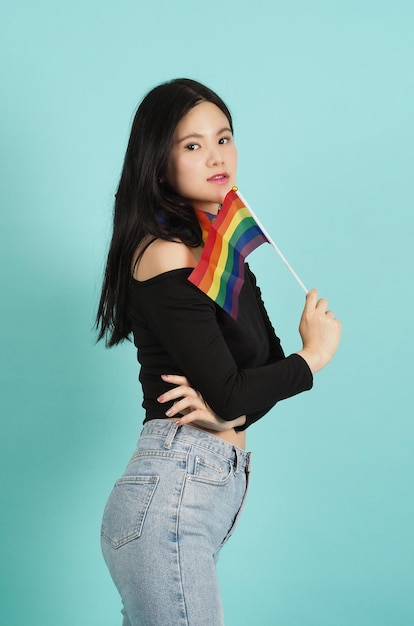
[101,475,159,549]
[187,453,233,486]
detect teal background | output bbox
[1,1,413,624]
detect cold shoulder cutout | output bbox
[132,238,199,282]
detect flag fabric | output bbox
[188,187,269,319]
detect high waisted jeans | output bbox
[101,419,252,626]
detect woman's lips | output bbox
[207,173,229,184]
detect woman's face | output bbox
[166,101,238,214]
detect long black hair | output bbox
[96,78,233,346]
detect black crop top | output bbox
[128,263,313,431]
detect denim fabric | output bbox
[101,419,252,626]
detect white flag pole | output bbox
[234,187,309,294]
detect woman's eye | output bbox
[186,143,200,151]
[218,136,231,145]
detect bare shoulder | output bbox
[133,238,199,281]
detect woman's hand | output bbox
[157,374,246,431]
[297,289,342,374]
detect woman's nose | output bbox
[206,147,224,167]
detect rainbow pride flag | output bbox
[188,187,269,319]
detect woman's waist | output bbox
[140,419,249,462]
[143,405,246,449]
[163,416,246,449]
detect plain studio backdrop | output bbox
[1,1,413,624]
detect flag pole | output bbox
[233,187,309,294]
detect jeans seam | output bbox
[176,454,190,626]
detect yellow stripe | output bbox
[207,206,251,300]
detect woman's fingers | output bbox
[158,383,199,404]
[298,289,341,374]
[305,290,331,315]
[159,374,201,405]
[161,373,190,386]
[315,297,329,313]
[158,375,206,418]
[157,373,245,431]
[164,395,204,417]
[304,288,318,311]
[175,410,206,425]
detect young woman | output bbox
[96,78,341,626]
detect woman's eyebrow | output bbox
[216,126,232,135]
[176,132,203,144]
[176,127,232,144]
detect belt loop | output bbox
[164,421,179,449]
[234,447,241,475]
[246,452,252,473]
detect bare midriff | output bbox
[164,417,246,450]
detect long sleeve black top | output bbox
[128,264,313,430]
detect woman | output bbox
[96,78,341,626]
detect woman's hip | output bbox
[100,421,252,624]
[101,420,252,551]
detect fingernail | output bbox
[157,395,164,402]
[165,409,173,417]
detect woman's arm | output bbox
[133,241,338,423]
[158,374,247,431]
[136,269,313,420]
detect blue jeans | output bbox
[101,419,252,626]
